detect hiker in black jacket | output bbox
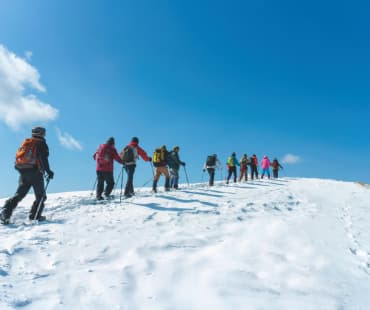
[169,146,186,189]
[0,127,54,224]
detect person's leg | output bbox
[207,168,215,186]
[29,171,46,220]
[1,172,32,221]
[172,168,179,189]
[96,171,104,199]
[124,165,136,196]
[163,167,170,191]
[226,169,232,184]
[233,167,237,183]
[104,172,115,196]
[152,168,162,192]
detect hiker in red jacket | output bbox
[93,137,124,200]
[120,137,151,198]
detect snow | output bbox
[1,178,370,309]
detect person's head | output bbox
[173,146,180,152]
[213,154,217,158]
[106,137,115,145]
[161,145,167,151]
[264,155,267,159]
[243,154,247,157]
[32,126,46,138]
[232,152,236,157]
[131,137,139,144]
[253,154,256,158]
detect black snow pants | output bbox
[1,168,46,220]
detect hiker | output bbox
[250,154,259,180]
[0,126,54,224]
[152,145,171,193]
[93,137,124,200]
[261,155,271,179]
[239,154,249,182]
[226,152,239,184]
[203,154,222,186]
[169,146,186,189]
[271,158,283,178]
[120,137,151,198]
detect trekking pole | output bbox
[183,166,190,186]
[114,166,124,193]
[141,176,153,187]
[33,177,51,221]
[201,170,205,182]
[150,162,155,177]
[120,166,126,203]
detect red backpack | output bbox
[15,138,39,169]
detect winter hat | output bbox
[232,152,236,156]
[131,137,139,143]
[173,146,180,151]
[32,126,46,137]
[107,137,115,145]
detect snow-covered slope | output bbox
[1,178,370,310]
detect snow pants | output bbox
[227,166,237,184]
[250,165,258,180]
[124,164,136,196]
[96,171,114,198]
[1,168,46,220]
[207,168,215,186]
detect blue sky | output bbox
[0,0,369,197]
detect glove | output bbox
[203,169,206,172]
[47,170,54,179]
[148,157,152,162]
[182,162,186,166]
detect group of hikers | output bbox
[203,153,283,186]
[0,127,284,225]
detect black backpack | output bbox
[206,155,216,166]
[121,146,134,163]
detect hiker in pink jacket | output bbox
[261,155,271,179]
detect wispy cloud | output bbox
[25,50,33,60]
[0,44,58,130]
[282,153,301,164]
[56,128,83,151]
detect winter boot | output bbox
[152,180,158,193]
[164,178,170,191]
[0,212,10,225]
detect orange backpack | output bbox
[15,138,39,169]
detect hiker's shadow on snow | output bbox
[225,185,257,189]
[248,182,270,187]
[180,190,223,198]
[156,195,219,207]
[132,202,194,212]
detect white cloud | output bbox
[282,153,301,164]
[0,44,58,130]
[56,128,83,151]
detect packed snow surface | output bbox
[1,178,370,310]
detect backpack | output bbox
[206,155,216,166]
[15,138,39,169]
[153,148,165,166]
[120,146,135,163]
[96,144,112,164]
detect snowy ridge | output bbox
[1,178,370,309]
